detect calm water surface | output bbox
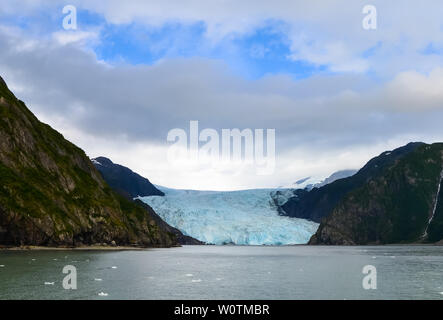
[0,245,442,300]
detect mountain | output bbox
[139,187,318,245]
[92,157,202,245]
[92,157,164,197]
[287,170,356,191]
[280,143,425,223]
[282,142,443,245]
[0,76,177,247]
[294,177,311,186]
[288,177,320,190]
[311,170,357,189]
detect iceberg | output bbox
[139,187,318,245]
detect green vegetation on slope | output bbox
[0,76,176,247]
[310,143,443,244]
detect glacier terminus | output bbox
[139,187,319,245]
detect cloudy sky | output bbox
[1,0,443,190]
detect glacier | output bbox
[138,187,319,245]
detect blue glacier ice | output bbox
[138,187,319,245]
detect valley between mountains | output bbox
[1,75,443,247]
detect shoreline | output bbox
[1,242,442,251]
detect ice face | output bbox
[139,188,319,245]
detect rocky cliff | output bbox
[281,143,425,223]
[92,157,164,197]
[0,76,177,247]
[308,143,443,244]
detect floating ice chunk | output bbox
[98,292,109,296]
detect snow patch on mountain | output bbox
[139,187,318,245]
[287,169,357,191]
[311,169,357,189]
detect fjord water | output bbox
[0,246,442,300]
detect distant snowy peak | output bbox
[312,169,358,189]
[290,177,321,190]
[91,158,102,166]
[91,157,113,167]
[291,169,357,191]
[294,177,311,185]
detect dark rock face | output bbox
[92,157,164,198]
[0,76,177,247]
[281,142,425,223]
[92,159,203,245]
[307,143,443,245]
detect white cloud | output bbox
[62,0,443,75]
[52,30,99,46]
[383,68,443,110]
[3,0,443,75]
[2,2,443,189]
[289,40,370,73]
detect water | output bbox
[0,245,442,300]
